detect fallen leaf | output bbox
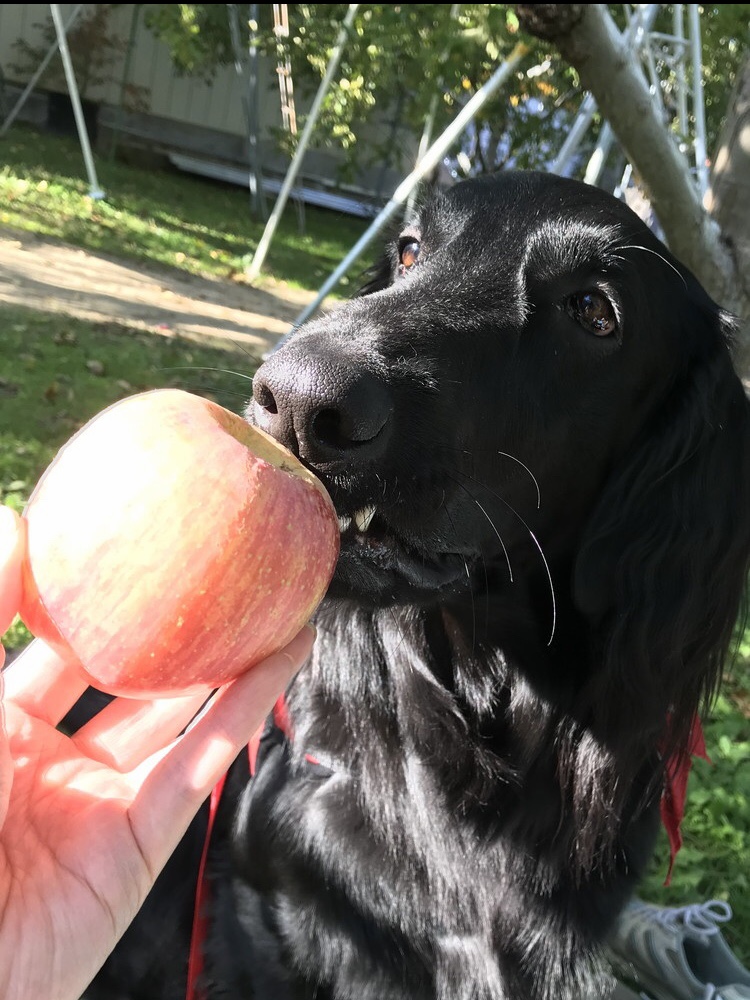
[0,379,19,397]
[53,330,78,346]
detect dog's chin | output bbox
[327,512,472,607]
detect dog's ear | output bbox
[574,304,750,765]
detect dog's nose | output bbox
[252,353,392,464]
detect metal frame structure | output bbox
[573,4,709,197]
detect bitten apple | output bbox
[19,388,339,697]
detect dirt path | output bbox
[0,228,321,357]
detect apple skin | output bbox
[19,388,339,697]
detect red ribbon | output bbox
[659,715,710,885]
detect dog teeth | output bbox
[353,506,377,533]
[337,515,352,533]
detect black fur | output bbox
[84,171,750,1000]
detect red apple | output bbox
[19,388,339,697]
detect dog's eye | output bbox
[399,240,421,272]
[566,290,617,337]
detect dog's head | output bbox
[255,176,744,590]
[250,169,750,864]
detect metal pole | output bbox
[550,92,598,176]
[583,121,614,186]
[286,42,529,333]
[247,4,267,218]
[228,3,266,218]
[49,3,105,200]
[688,4,709,196]
[246,4,359,280]
[672,5,689,140]
[0,3,83,137]
[108,3,141,161]
[404,91,440,219]
[614,162,633,200]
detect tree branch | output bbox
[516,4,749,367]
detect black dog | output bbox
[85,171,750,1000]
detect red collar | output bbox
[185,696,291,1000]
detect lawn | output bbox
[0,122,371,293]
[1,123,749,970]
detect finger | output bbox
[73,689,212,771]
[3,638,88,725]
[0,506,25,635]
[128,625,315,863]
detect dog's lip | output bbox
[335,507,471,590]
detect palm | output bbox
[0,632,310,1000]
[0,706,154,990]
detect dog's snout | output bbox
[252,354,392,465]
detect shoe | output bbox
[608,899,750,1000]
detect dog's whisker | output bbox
[616,244,688,289]
[447,475,513,584]
[159,365,256,383]
[180,384,251,400]
[496,452,541,509]
[462,557,477,656]
[454,470,557,646]
[500,505,557,647]
[438,448,541,509]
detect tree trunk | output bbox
[705,54,750,376]
[515,4,750,373]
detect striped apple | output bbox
[19,389,338,697]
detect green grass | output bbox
[0,304,259,505]
[0,123,371,293]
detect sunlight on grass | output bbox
[0,123,372,291]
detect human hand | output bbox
[0,505,314,1000]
